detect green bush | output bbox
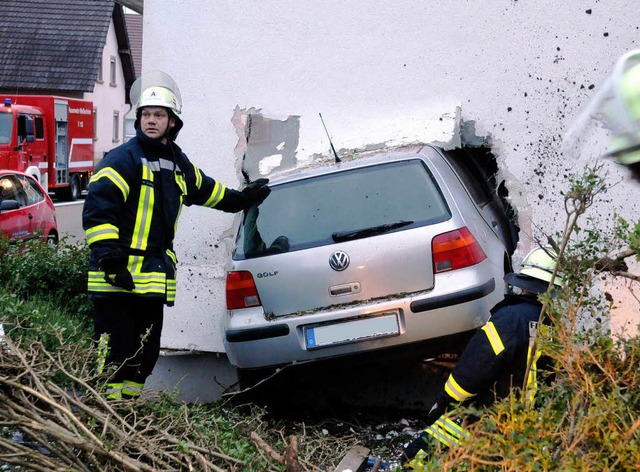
[405,165,640,471]
[0,238,91,317]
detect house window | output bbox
[110,56,117,86]
[97,55,103,83]
[112,111,120,142]
[93,107,98,140]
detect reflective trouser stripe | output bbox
[482,321,505,355]
[96,333,109,375]
[424,417,469,447]
[444,374,476,402]
[122,380,144,398]
[106,383,123,400]
[526,346,542,405]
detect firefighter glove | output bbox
[400,430,431,467]
[242,178,271,206]
[99,248,135,291]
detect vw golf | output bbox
[223,145,517,379]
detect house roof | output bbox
[0,0,135,100]
[124,13,143,77]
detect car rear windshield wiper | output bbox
[332,220,414,242]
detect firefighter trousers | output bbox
[92,294,164,385]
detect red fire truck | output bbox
[0,95,94,201]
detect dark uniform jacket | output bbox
[83,129,251,306]
[404,294,551,462]
[439,294,548,410]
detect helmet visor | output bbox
[563,50,640,165]
[131,70,182,115]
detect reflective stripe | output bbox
[86,223,119,245]
[96,333,109,375]
[88,271,169,297]
[526,345,542,405]
[444,374,476,402]
[131,161,154,251]
[481,321,505,355]
[194,165,203,189]
[166,278,176,303]
[122,380,144,398]
[143,158,180,172]
[175,172,187,195]
[90,167,130,201]
[106,382,123,400]
[166,248,177,265]
[405,448,429,470]
[203,181,226,208]
[424,417,469,447]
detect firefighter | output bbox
[564,49,640,184]
[82,71,270,400]
[400,247,562,470]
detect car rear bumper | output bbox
[222,270,504,369]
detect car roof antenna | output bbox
[319,113,341,163]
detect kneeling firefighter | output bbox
[83,71,270,399]
[400,247,563,470]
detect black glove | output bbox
[399,430,431,466]
[425,398,447,427]
[242,178,271,206]
[99,248,135,291]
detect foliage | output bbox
[398,164,640,471]
[2,164,640,471]
[0,237,92,317]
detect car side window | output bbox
[0,176,21,204]
[18,175,44,206]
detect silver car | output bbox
[222,145,517,377]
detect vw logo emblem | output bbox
[329,251,350,271]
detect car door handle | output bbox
[28,213,34,220]
[329,282,361,297]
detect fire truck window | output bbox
[0,114,12,144]
[17,115,34,143]
[17,115,26,142]
[18,176,44,206]
[35,117,44,139]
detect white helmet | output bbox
[563,50,640,168]
[130,70,182,115]
[130,70,183,139]
[136,86,181,116]
[504,246,562,294]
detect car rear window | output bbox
[233,159,451,259]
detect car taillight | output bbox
[226,271,262,309]
[432,227,487,273]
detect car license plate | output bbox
[304,313,399,350]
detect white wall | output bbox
[85,19,129,163]
[143,0,640,352]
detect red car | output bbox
[0,170,58,246]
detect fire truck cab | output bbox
[0,95,94,201]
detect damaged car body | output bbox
[222,144,518,383]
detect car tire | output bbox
[55,175,80,202]
[47,231,59,247]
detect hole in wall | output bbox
[443,145,520,267]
